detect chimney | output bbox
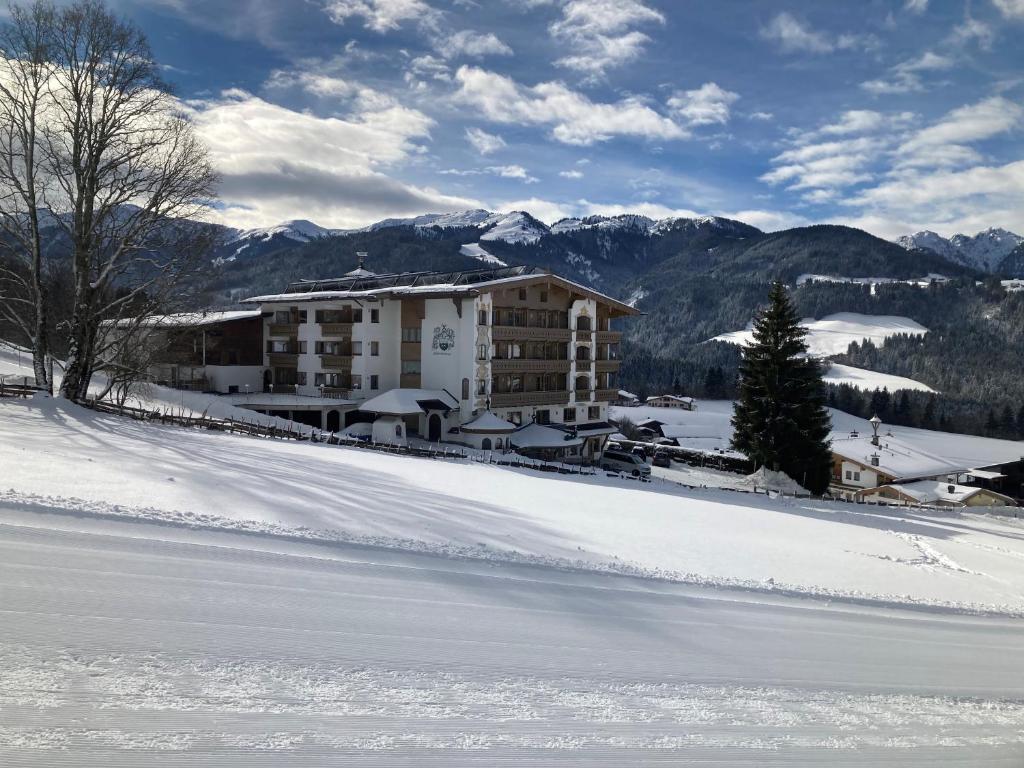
[869,414,882,447]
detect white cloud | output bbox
[325,0,439,33]
[548,0,665,76]
[465,127,506,155]
[406,55,451,85]
[951,15,995,49]
[453,65,686,145]
[748,111,774,121]
[905,0,928,12]
[436,29,513,59]
[494,197,578,223]
[667,82,739,127]
[720,209,811,232]
[897,96,1024,163]
[992,0,1024,19]
[559,169,584,179]
[266,69,355,98]
[760,13,832,53]
[184,90,481,228]
[861,50,954,95]
[488,164,539,183]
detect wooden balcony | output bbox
[490,391,568,408]
[268,352,298,367]
[596,330,623,343]
[574,358,594,369]
[320,354,352,370]
[491,359,571,374]
[319,322,353,337]
[595,388,618,402]
[321,387,351,399]
[268,323,298,337]
[492,326,571,342]
[268,384,297,394]
[595,359,621,373]
[574,389,593,402]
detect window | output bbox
[477,344,488,361]
[370,308,380,323]
[476,379,487,395]
[853,471,861,481]
[314,373,325,386]
[402,327,422,343]
[478,309,488,326]
[228,385,239,394]
[563,407,577,422]
[352,341,362,356]
[540,290,548,302]
[370,341,379,356]
[845,470,852,480]
[535,409,550,425]
[462,378,470,400]
[351,374,362,389]
[370,375,379,390]
[353,308,363,322]
[298,310,308,323]
[298,341,307,354]
[273,310,291,324]
[401,360,421,375]
[509,411,522,426]
[518,288,527,301]
[296,371,307,386]
[589,406,600,420]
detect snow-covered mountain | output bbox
[897,228,1024,273]
[235,219,344,244]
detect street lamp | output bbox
[869,414,882,446]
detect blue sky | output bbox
[111,0,1024,238]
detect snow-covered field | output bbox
[3,396,1024,764]
[712,311,929,357]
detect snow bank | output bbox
[823,362,935,393]
[738,467,810,495]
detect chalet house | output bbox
[856,481,1017,508]
[239,264,639,462]
[830,421,1023,505]
[645,394,696,410]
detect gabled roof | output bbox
[241,265,639,317]
[831,435,967,481]
[510,422,585,449]
[864,480,1017,507]
[646,394,695,403]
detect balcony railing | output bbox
[266,384,297,394]
[595,360,621,373]
[490,391,569,407]
[268,323,298,337]
[492,326,571,341]
[320,354,352,369]
[320,387,351,399]
[491,359,571,374]
[574,389,593,402]
[319,322,353,337]
[596,330,623,343]
[574,358,594,368]
[595,388,618,402]
[268,352,298,367]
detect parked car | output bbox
[602,449,652,477]
[652,450,672,468]
[630,445,648,460]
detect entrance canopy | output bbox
[359,388,459,416]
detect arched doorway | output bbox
[325,410,340,432]
[482,437,492,450]
[428,413,442,442]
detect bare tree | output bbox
[19,0,218,401]
[0,1,56,389]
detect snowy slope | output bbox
[5,396,1024,613]
[234,219,343,244]
[712,312,928,357]
[5,504,1024,765]
[459,242,508,266]
[897,228,1024,273]
[479,211,549,244]
[823,362,935,393]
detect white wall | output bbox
[204,365,264,394]
[420,297,475,408]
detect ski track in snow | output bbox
[2,513,1024,766]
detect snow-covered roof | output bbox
[108,310,261,330]
[831,435,967,481]
[510,423,584,449]
[461,411,516,433]
[872,481,1016,506]
[646,394,695,403]
[359,388,459,415]
[223,393,358,407]
[571,422,617,438]
[617,389,638,400]
[241,265,639,316]
[966,468,1006,480]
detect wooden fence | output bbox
[0,376,46,399]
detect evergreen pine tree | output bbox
[731,282,833,494]
[1017,404,1024,438]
